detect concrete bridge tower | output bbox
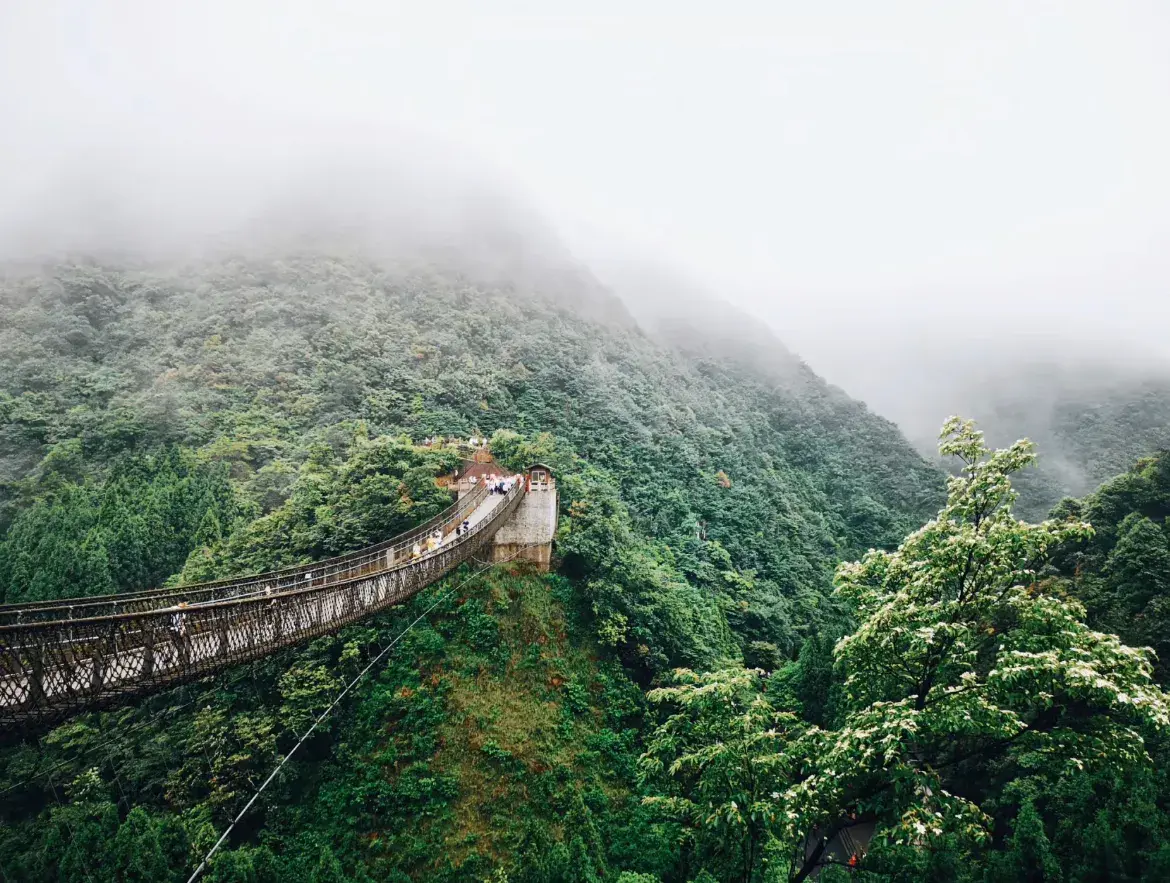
[452,458,557,571]
[488,465,557,570]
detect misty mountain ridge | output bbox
[2,134,1161,548]
[0,230,944,659]
[1,142,644,338]
[8,137,1162,521]
[597,257,1170,520]
[7,142,1162,531]
[930,360,1170,519]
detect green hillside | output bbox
[920,364,1170,521]
[0,252,948,881]
[10,254,1168,881]
[0,563,666,882]
[0,255,942,666]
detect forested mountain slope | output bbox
[0,250,945,881]
[4,251,1170,881]
[1049,449,1170,681]
[905,362,1170,520]
[0,254,941,666]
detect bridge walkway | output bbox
[0,477,525,733]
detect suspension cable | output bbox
[186,545,538,883]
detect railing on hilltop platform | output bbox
[0,480,524,733]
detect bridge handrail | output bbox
[0,481,519,633]
[0,484,475,609]
[0,483,495,624]
[0,480,526,731]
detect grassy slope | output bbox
[0,565,665,882]
[265,564,668,881]
[425,570,640,873]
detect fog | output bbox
[3,1,1169,443]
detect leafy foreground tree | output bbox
[642,418,1170,882]
[641,667,801,883]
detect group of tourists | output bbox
[411,528,446,559]
[487,475,515,495]
[420,435,488,448]
[407,515,480,561]
[469,473,518,495]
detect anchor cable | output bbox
[186,542,539,883]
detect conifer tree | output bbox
[310,845,349,883]
[111,807,171,883]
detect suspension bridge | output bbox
[0,469,552,735]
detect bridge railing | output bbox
[0,484,494,625]
[0,480,525,732]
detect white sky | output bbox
[3,1,1169,430]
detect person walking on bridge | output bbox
[169,602,189,639]
[169,602,191,667]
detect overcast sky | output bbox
[2,1,1168,432]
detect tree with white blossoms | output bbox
[642,418,1170,882]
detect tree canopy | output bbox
[641,419,1170,882]
[3,252,1169,881]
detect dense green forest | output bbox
[603,261,1170,524]
[0,256,941,663]
[2,255,1169,881]
[920,366,1170,521]
[1049,450,1170,681]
